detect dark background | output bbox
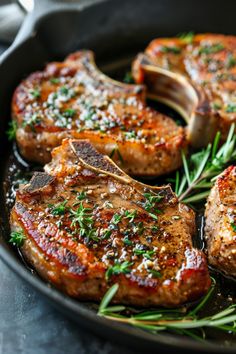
[0,43,132,354]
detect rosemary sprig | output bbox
[171,124,236,204]
[98,279,236,339]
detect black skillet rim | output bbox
[0,2,236,353]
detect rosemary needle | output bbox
[172,124,236,204]
[98,280,236,340]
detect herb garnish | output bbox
[49,201,67,216]
[133,248,155,260]
[198,43,224,55]
[226,55,236,69]
[226,104,236,113]
[143,192,163,219]
[123,236,133,246]
[230,223,236,232]
[102,229,112,240]
[9,230,26,247]
[60,86,69,95]
[212,102,222,110]
[112,213,122,225]
[50,77,60,84]
[124,210,137,223]
[98,279,236,340]
[124,131,136,140]
[70,203,98,243]
[30,88,41,99]
[23,114,41,131]
[170,124,236,204]
[148,269,162,278]
[77,191,87,201]
[178,31,194,44]
[105,261,133,281]
[64,108,76,118]
[6,121,17,140]
[160,46,182,54]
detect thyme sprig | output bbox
[171,124,236,204]
[9,230,26,247]
[98,279,236,340]
[6,121,17,141]
[69,202,98,243]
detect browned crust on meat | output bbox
[205,166,236,277]
[133,34,236,145]
[12,50,186,177]
[11,139,210,306]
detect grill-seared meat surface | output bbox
[12,50,185,177]
[133,34,236,147]
[205,166,236,277]
[10,139,210,306]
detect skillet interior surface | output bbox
[0,1,236,353]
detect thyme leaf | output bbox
[6,121,17,141]
[9,230,26,247]
[105,261,133,281]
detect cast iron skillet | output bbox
[0,0,236,353]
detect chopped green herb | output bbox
[231,222,236,232]
[30,88,41,99]
[124,131,136,140]
[22,114,41,131]
[148,269,162,278]
[69,203,98,243]
[198,43,224,55]
[124,210,137,222]
[112,213,122,225]
[226,104,236,113]
[143,192,163,210]
[148,212,158,220]
[151,226,159,232]
[50,77,60,84]
[6,121,17,141]
[9,230,26,247]
[56,220,63,229]
[160,46,181,54]
[60,86,69,95]
[123,236,133,246]
[133,221,144,235]
[178,31,194,44]
[50,201,67,216]
[105,261,133,281]
[64,108,76,118]
[226,55,236,69]
[102,229,112,239]
[133,248,155,260]
[212,102,222,110]
[77,191,87,201]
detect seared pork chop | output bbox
[10,139,210,306]
[12,50,185,177]
[133,34,236,147]
[205,166,236,277]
